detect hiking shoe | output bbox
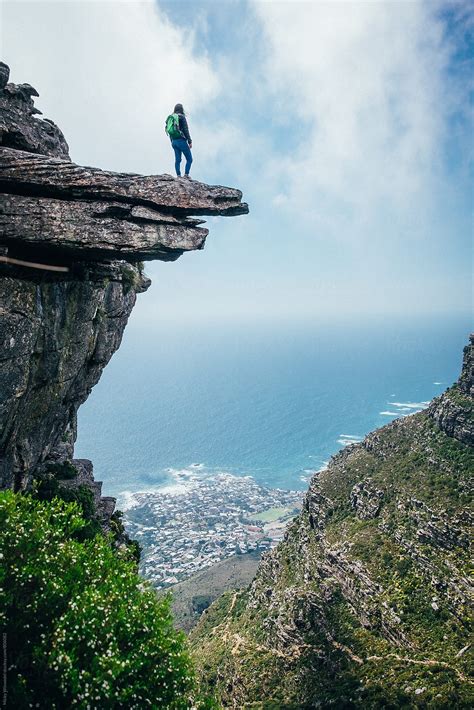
[184,174,191,179]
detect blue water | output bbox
[75,315,471,499]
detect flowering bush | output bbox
[0,491,197,708]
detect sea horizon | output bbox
[75,312,472,503]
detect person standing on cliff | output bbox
[165,104,193,179]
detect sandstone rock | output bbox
[0,62,248,493]
[0,193,208,262]
[0,148,248,217]
[427,333,473,445]
[350,480,384,519]
[0,76,70,158]
[0,263,148,489]
[0,62,248,266]
[427,390,473,446]
[459,334,474,396]
[0,62,9,90]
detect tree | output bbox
[0,491,197,708]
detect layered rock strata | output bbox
[0,62,248,527]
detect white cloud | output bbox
[0,1,470,318]
[1,0,219,173]
[252,0,467,228]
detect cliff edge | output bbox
[0,62,248,530]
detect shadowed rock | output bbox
[0,263,150,489]
[0,61,248,502]
[1,193,208,262]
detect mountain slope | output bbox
[191,336,473,708]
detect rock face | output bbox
[0,148,248,262]
[0,63,248,525]
[427,335,474,447]
[0,62,69,159]
[0,262,148,489]
[191,337,474,708]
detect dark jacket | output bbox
[176,113,191,144]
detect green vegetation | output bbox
[120,264,142,294]
[44,460,78,480]
[191,408,474,708]
[170,552,260,632]
[110,510,142,563]
[0,491,209,709]
[33,471,101,541]
[447,384,474,419]
[192,594,214,615]
[251,506,294,523]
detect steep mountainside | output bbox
[0,61,247,527]
[191,336,473,708]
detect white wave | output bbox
[118,490,141,511]
[433,381,444,385]
[122,480,199,506]
[380,411,400,416]
[337,434,362,447]
[391,401,429,410]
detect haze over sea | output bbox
[76,315,471,502]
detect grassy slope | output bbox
[190,396,473,709]
[169,551,261,632]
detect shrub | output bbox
[192,595,213,615]
[0,491,196,708]
[33,478,100,541]
[45,461,78,480]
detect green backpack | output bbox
[165,113,182,139]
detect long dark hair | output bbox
[174,103,185,115]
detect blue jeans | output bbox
[171,138,193,176]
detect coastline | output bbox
[122,468,304,589]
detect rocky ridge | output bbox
[0,62,248,531]
[191,336,474,708]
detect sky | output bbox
[1,0,473,323]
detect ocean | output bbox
[75,314,471,504]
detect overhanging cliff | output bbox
[0,61,248,510]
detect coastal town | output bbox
[123,471,303,589]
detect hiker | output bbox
[165,103,193,178]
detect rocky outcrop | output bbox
[427,335,473,446]
[0,262,148,490]
[0,63,248,526]
[0,62,69,159]
[0,148,248,216]
[191,337,474,708]
[1,191,209,263]
[350,479,384,520]
[0,148,248,263]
